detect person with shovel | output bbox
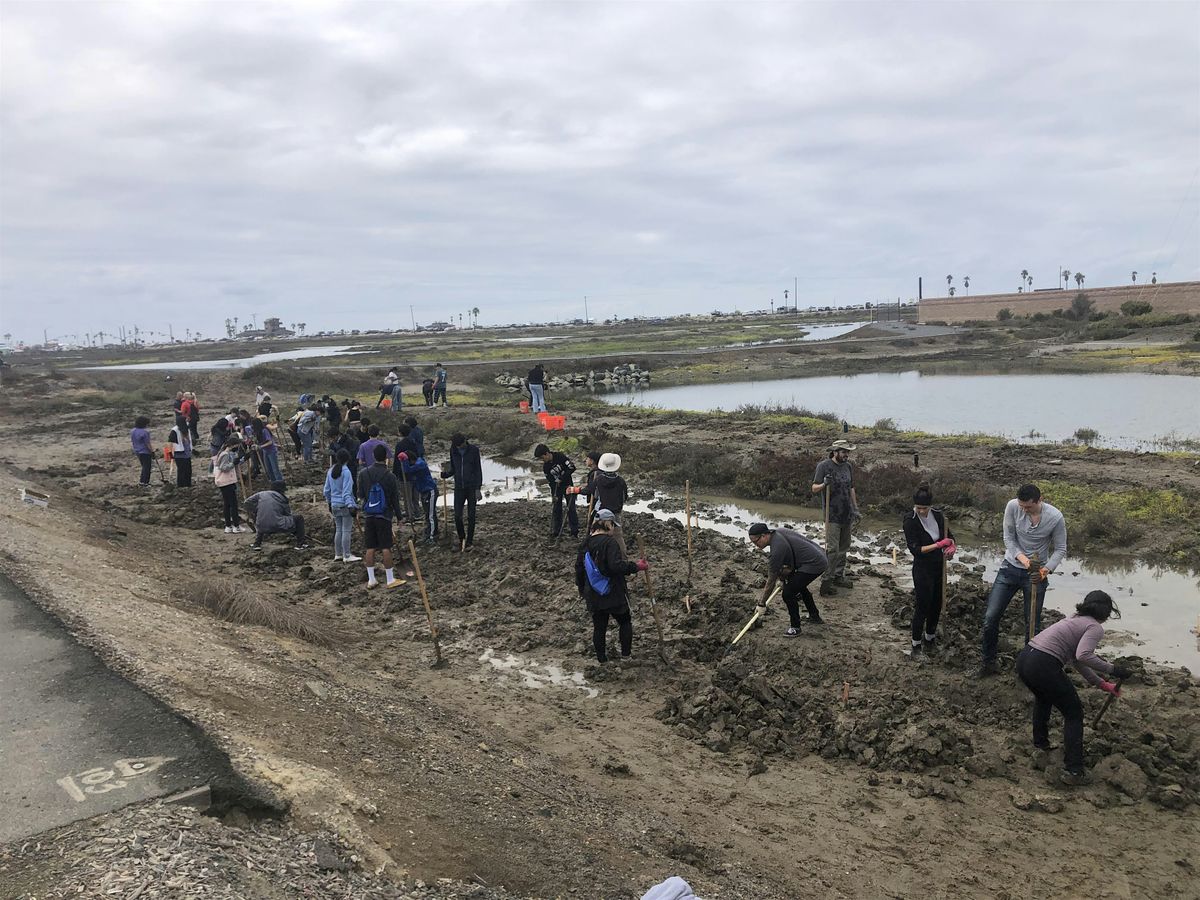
[535,442,578,538]
[575,509,647,663]
[747,523,828,637]
[811,439,859,597]
[1016,590,1132,785]
[443,433,482,549]
[902,484,955,658]
[978,483,1068,677]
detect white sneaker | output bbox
[343,554,363,562]
[235,525,247,533]
[224,526,233,533]
[386,579,406,589]
[333,555,343,562]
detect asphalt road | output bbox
[0,573,234,842]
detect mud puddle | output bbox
[476,648,599,699]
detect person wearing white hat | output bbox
[570,451,628,552]
[811,439,859,596]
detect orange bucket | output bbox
[163,445,174,462]
[381,397,392,410]
[537,411,550,424]
[519,400,530,413]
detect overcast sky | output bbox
[2,1,1198,343]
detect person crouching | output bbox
[245,481,309,551]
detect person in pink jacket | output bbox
[1016,590,1133,785]
[212,436,248,533]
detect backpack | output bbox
[583,551,612,596]
[363,480,388,516]
[298,393,314,407]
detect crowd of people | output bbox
[130,376,1125,786]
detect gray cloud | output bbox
[1,1,1197,341]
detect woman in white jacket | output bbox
[212,437,247,533]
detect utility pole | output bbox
[43,328,48,347]
[168,323,174,342]
[410,305,416,331]
[584,296,589,324]
[794,276,798,311]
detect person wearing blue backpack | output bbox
[574,509,648,663]
[356,443,408,588]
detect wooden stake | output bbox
[841,681,850,706]
[684,480,694,583]
[408,539,445,668]
[635,535,669,664]
[1028,552,1041,643]
[941,512,950,609]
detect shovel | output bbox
[1092,678,1123,728]
[724,585,783,656]
[635,535,669,664]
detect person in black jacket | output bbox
[570,451,628,549]
[328,426,361,485]
[902,484,955,658]
[535,442,578,538]
[442,433,483,549]
[575,510,647,663]
[527,363,547,413]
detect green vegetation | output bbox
[1072,427,1100,445]
[996,308,1014,321]
[1036,480,1195,547]
[1120,300,1154,317]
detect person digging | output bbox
[245,481,309,551]
[747,523,828,637]
[811,439,859,597]
[575,509,647,663]
[535,442,578,539]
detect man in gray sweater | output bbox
[978,483,1068,676]
[749,523,829,637]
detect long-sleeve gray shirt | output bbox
[1029,614,1114,686]
[1002,499,1067,572]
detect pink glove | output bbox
[933,538,952,549]
[398,452,408,462]
[636,559,649,572]
[942,539,957,559]
[1099,681,1121,697]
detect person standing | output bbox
[527,363,547,413]
[400,451,439,542]
[255,385,267,407]
[902,485,955,658]
[345,399,363,426]
[569,452,626,548]
[393,424,422,519]
[432,362,448,407]
[328,425,361,485]
[212,437,247,533]
[404,416,425,459]
[251,417,284,484]
[377,367,400,411]
[443,433,482,549]
[167,419,193,487]
[130,416,155,487]
[209,417,231,463]
[747,523,828,637]
[357,444,407,587]
[535,443,578,538]
[184,392,201,444]
[575,509,647,663]
[978,483,1068,677]
[324,449,360,562]
[1016,590,1132,785]
[810,439,858,597]
[296,404,321,463]
[356,423,385,466]
[246,481,309,550]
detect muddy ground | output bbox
[1,366,1198,898]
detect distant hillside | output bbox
[919,281,1200,323]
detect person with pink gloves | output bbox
[901,484,955,658]
[574,509,646,663]
[1016,590,1132,785]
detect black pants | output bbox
[453,488,477,543]
[782,570,821,627]
[419,489,438,539]
[592,605,633,662]
[1016,646,1084,772]
[911,560,945,642]
[254,514,305,547]
[176,457,192,487]
[137,453,152,485]
[423,387,434,407]
[551,490,579,536]
[219,483,240,527]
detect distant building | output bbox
[238,317,295,340]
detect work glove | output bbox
[754,604,768,618]
[398,452,408,462]
[1111,666,1134,681]
[934,538,952,549]
[942,539,957,559]
[1099,681,1121,697]
[566,486,580,495]
[1038,566,1050,581]
[635,559,649,572]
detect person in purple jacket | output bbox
[130,416,155,487]
[1015,590,1133,785]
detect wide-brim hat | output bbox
[598,452,621,472]
[827,439,856,452]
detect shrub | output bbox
[1120,300,1153,317]
[1073,427,1100,445]
[1031,312,1048,322]
[872,417,898,433]
[996,308,1014,321]
[175,578,349,646]
[1065,293,1094,321]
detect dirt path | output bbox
[1,374,1198,898]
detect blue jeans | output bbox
[332,506,355,558]
[300,430,315,462]
[390,385,402,411]
[263,451,283,483]
[529,383,546,413]
[981,562,1048,663]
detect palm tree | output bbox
[963,276,970,296]
[1062,269,1071,290]
[1027,274,1033,292]
[1151,272,1157,284]
[1020,268,1029,288]
[471,307,480,328]
[946,274,953,292]
[948,286,957,297]
[1131,270,1138,283]
[298,323,306,335]
[1075,272,1085,288]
